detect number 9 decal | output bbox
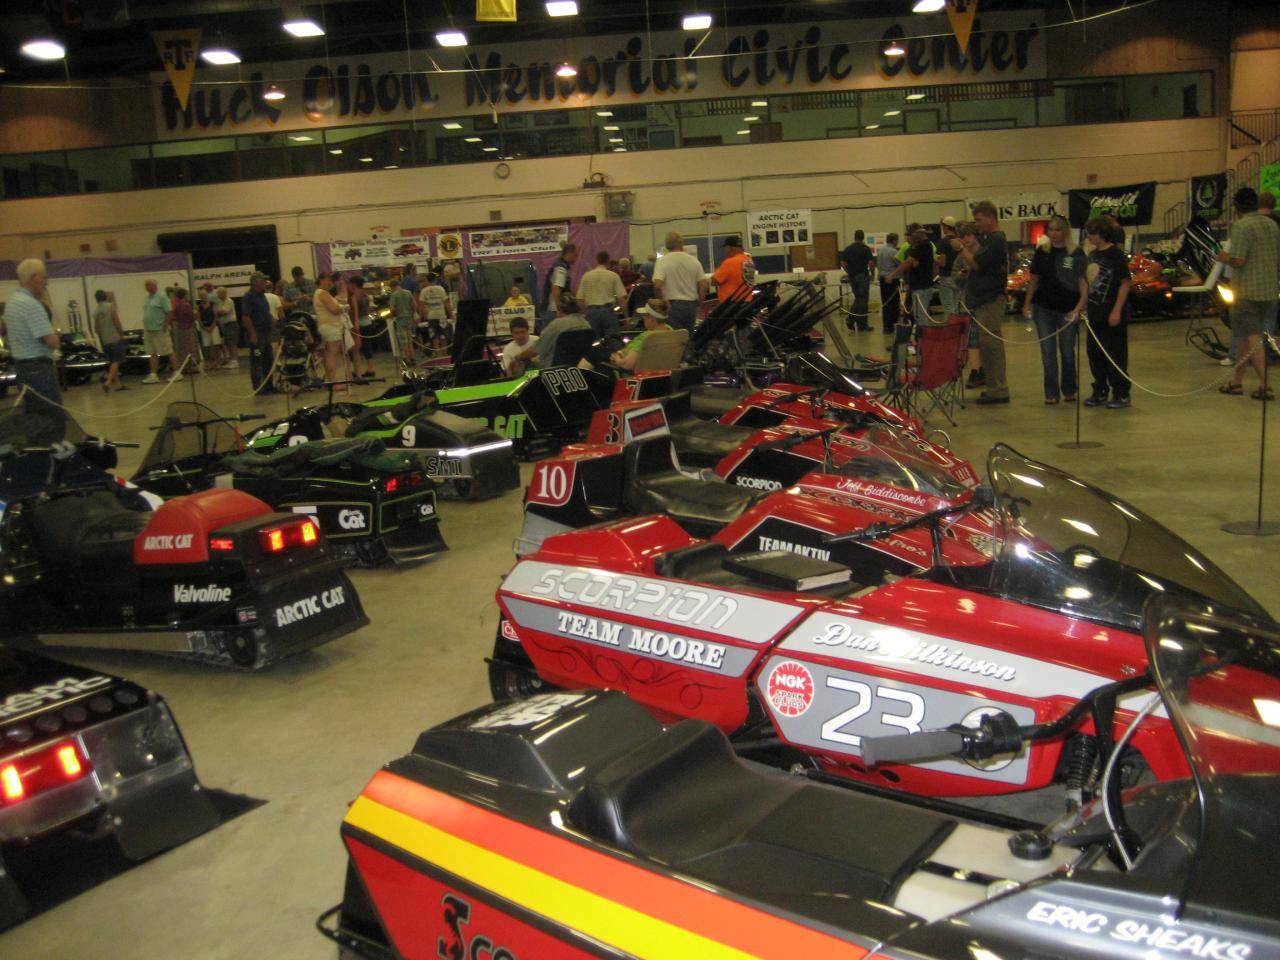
[400,424,416,447]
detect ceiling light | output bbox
[884,41,906,57]
[905,92,927,101]
[21,39,65,60]
[282,18,324,37]
[743,115,759,122]
[555,61,577,78]
[329,148,343,155]
[482,146,498,152]
[442,121,463,130]
[263,84,287,101]
[613,147,626,152]
[912,0,946,10]
[736,129,750,135]
[201,48,241,65]
[866,123,880,130]
[465,136,482,143]
[384,164,399,169]
[359,156,374,163]
[436,30,467,47]
[546,0,578,15]
[682,13,712,30]
[603,124,619,130]
[751,100,767,107]
[884,109,901,116]
[289,134,314,142]
[608,137,624,143]
[596,110,613,117]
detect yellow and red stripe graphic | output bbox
[345,770,873,960]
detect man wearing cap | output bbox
[713,236,757,304]
[609,300,674,371]
[241,271,276,393]
[1217,187,1280,399]
[936,217,961,316]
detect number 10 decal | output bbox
[820,678,925,749]
[530,462,572,506]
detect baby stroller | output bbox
[274,311,321,392]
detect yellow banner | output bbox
[945,0,978,54]
[476,0,517,22]
[153,28,202,111]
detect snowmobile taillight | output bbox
[259,518,322,554]
[385,471,424,494]
[384,476,399,494]
[0,740,92,805]
[209,537,235,552]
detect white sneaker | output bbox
[170,372,184,382]
[227,360,240,369]
[142,374,160,384]
[1219,357,1233,366]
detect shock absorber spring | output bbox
[1062,734,1099,810]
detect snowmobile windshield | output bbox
[835,425,969,500]
[138,401,243,473]
[0,403,88,446]
[1143,598,1280,917]
[985,444,1266,632]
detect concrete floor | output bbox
[2,312,1276,958]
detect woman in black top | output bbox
[1023,215,1087,404]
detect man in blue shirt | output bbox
[241,272,276,393]
[141,278,178,383]
[4,258,66,441]
[282,266,316,317]
[875,233,900,334]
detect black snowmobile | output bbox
[132,401,446,567]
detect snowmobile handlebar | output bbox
[10,439,140,457]
[755,425,842,453]
[825,486,995,545]
[149,412,266,431]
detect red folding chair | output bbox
[902,315,970,426]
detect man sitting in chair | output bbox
[610,299,673,372]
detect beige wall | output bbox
[0,116,1225,267]
[0,82,154,154]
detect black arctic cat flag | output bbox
[1068,181,1156,227]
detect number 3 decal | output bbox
[820,678,924,749]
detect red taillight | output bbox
[385,472,423,494]
[209,537,235,552]
[258,519,322,555]
[384,476,399,493]
[0,740,91,806]
[0,764,22,801]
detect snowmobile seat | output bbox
[623,437,759,537]
[667,418,753,468]
[570,718,954,932]
[30,490,150,573]
[344,398,420,436]
[654,540,856,597]
[226,438,383,478]
[688,384,752,420]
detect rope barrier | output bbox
[961,297,1081,346]
[196,348,285,402]
[11,357,196,421]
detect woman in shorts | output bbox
[196,287,224,370]
[93,289,127,391]
[314,272,348,388]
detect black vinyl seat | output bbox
[30,490,150,573]
[226,438,382,478]
[344,398,421,436]
[667,418,754,468]
[688,385,752,420]
[569,719,954,934]
[623,437,759,537]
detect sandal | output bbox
[1219,383,1244,395]
[1251,387,1274,401]
[1044,398,1059,405]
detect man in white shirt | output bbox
[652,232,707,332]
[576,250,627,346]
[501,317,538,377]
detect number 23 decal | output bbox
[820,678,925,749]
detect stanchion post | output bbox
[1222,345,1279,536]
[1058,314,1102,450]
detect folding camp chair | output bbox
[901,315,970,426]
[870,323,916,413]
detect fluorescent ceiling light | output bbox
[262,84,287,101]
[21,39,65,60]
[555,61,577,78]
[482,146,498,152]
[464,136,483,143]
[912,0,946,10]
[201,48,241,65]
[603,124,620,131]
[282,18,324,37]
[289,134,314,142]
[613,147,626,152]
[866,123,880,130]
[329,148,343,155]
[743,115,759,121]
[884,41,906,56]
[682,13,713,30]
[884,109,901,116]
[736,129,750,135]
[442,121,463,130]
[608,137,624,143]
[546,0,578,15]
[359,156,374,163]
[905,92,927,101]
[596,110,613,117]
[436,30,467,47]
[384,164,399,169]
[751,100,767,107]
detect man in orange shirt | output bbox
[713,235,757,303]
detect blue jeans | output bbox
[910,287,936,326]
[249,333,275,392]
[937,276,959,317]
[666,299,698,333]
[848,274,870,328]
[1032,305,1079,400]
[15,357,66,443]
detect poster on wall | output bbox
[1067,181,1156,227]
[488,303,536,336]
[437,233,464,259]
[1189,174,1227,221]
[192,264,255,294]
[748,209,812,248]
[967,192,1061,221]
[468,224,568,258]
[332,240,393,266]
